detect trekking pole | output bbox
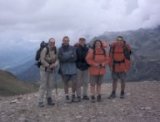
[54,67,58,105]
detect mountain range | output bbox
[1,26,160,83]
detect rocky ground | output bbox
[0,81,160,122]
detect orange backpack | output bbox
[110,41,131,63]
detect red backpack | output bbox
[110,41,131,63]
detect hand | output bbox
[94,63,100,67]
[101,63,106,67]
[49,64,56,69]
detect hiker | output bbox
[38,38,58,107]
[58,36,78,102]
[76,37,90,100]
[86,40,109,102]
[108,36,132,99]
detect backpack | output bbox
[92,48,106,60]
[110,41,131,64]
[123,41,132,60]
[35,41,48,61]
[86,48,106,68]
[35,43,57,68]
[35,41,49,68]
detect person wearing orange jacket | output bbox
[86,40,109,102]
[108,36,132,99]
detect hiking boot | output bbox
[66,95,70,100]
[71,94,76,102]
[97,95,101,102]
[77,96,81,102]
[47,97,55,106]
[38,102,44,107]
[83,95,89,100]
[120,92,125,99]
[65,95,70,103]
[91,96,96,103]
[108,93,116,99]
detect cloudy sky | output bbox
[0,0,160,47]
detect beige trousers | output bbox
[38,69,54,103]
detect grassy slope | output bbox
[0,70,36,96]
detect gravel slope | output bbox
[0,81,160,122]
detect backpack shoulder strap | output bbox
[123,41,127,49]
[109,44,115,55]
[54,46,57,54]
[47,46,49,54]
[92,48,96,60]
[44,46,50,57]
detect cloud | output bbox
[0,0,160,47]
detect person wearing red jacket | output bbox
[108,36,132,99]
[86,40,109,102]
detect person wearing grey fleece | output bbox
[58,36,79,102]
